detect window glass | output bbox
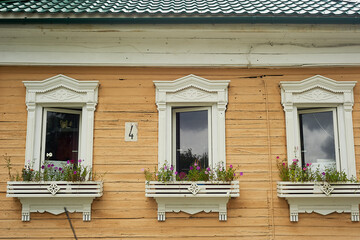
[44,109,80,163]
[175,109,209,173]
[299,110,337,170]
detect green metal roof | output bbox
[0,0,360,24]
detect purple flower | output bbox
[190,166,193,170]
[73,171,77,175]
[70,160,75,164]
[229,165,233,169]
[219,167,223,171]
[179,172,186,180]
[240,172,243,176]
[54,167,58,170]
[59,168,62,171]
[156,173,159,176]
[67,160,70,164]
[206,167,211,171]
[322,172,326,176]
[164,165,167,170]
[141,168,144,171]
[41,165,45,169]
[196,166,200,170]
[47,164,51,168]
[51,164,54,167]
[170,166,174,171]
[78,159,82,163]
[174,171,178,175]
[233,173,236,176]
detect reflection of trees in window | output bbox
[178,148,208,173]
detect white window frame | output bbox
[298,108,340,171]
[280,75,356,177]
[41,107,82,167]
[154,74,230,170]
[23,74,99,171]
[172,107,212,171]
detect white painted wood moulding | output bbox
[7,181,103,221]
[23,74,99,171]
[280,75,357,177]
[145,181,239,221]
[277,181,360,222]
[154,74,230,169]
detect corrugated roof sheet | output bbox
[0,0,360,17]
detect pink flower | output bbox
[179,172,186,179]
[292,159,297,162]
[190,166,193,170]
[194,162,198,167]
[164,166,167,170]
[67,160,70,164]
[78,159,82,163]
[73,171,77,174]
[70,160,75,164]
[219,167,223,171]
[239,172,243,176]
[282,163,286,166]
[205,171,209,175]
[276,156,279,159]
[170,166,174,171]
[174,171,178,175]
[303,167,307,171]
[306,163,310,167]
[322,172,326,176]
[141,168,144,172]
[196,166,200,170]
[229,165,233,169]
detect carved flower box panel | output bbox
[145,181,239,221]
[7,181,103,222]
[277,181,360,222]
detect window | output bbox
[298,108,339,172]
[173,107,211,172]
[154,74,229,172]
[280,75,356,177]
[23,74,99,171]
[42,108,82,167]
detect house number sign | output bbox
[125,122,138,141]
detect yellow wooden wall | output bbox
[0,66,360,240]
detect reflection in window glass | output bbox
[299,111,336,169]
[176,110,208,173]
[45,111,80,162]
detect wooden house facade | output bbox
[1,0,360,239]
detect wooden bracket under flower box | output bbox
[277,181,360,222]
[6,181,103,222]
[145,181,239,221]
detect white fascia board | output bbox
[1,24,360,67]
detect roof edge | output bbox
[0,16,360,24]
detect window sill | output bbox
[277,181,360,222]
[7,181,103,221]
[145,181,239,221]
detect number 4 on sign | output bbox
[125,122,138,142]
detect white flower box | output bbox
[145,181,239,221]
[7,181,103,221]
[277,181,360,222]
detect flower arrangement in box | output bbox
[144,160,241,221]
[143,160,242,183]
[276,156,360,222]
[5,154,103,222]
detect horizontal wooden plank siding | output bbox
[0,66,360,239]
